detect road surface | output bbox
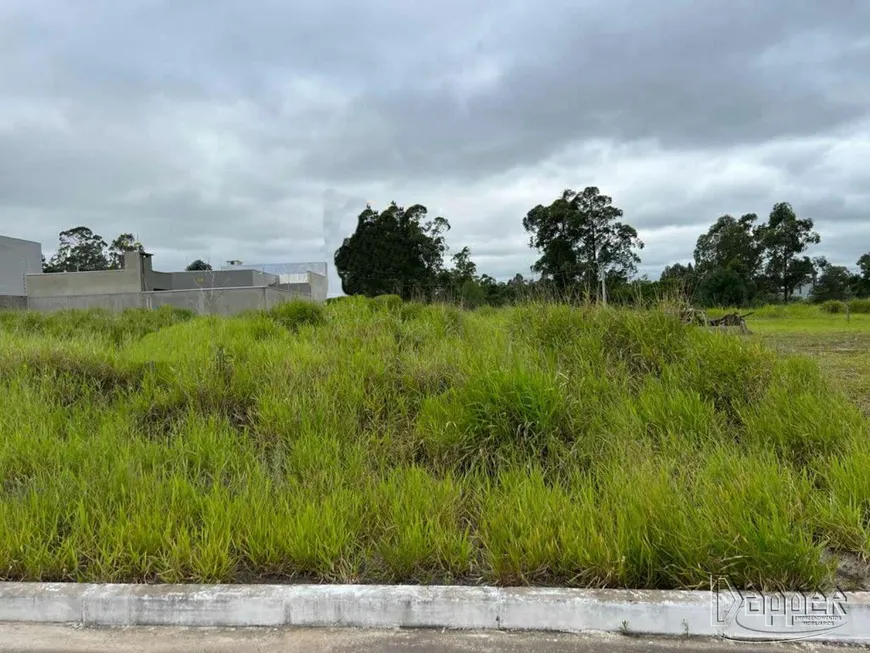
[0,624,859,652]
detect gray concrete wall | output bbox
[127,251,175,290]
[145,271,173,290]
[24,251,312,303]
[26,252,172,297]
[306,272,328,303]
[24,274,312,315]
[26,268,142,297]
[28,288,288,315]
[264,287,313,309]
[0,235,42,296]
[143,287,305,315]
[0,295,27,310]
[274,283,312,297]
[168,269,278,290]
[27,251,145,298]
[27,293,145,312]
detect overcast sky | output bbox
[2,0,869,293]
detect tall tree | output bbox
[334,202,450,299]
[450,246,477,282]
[46,226,110,272]
[522,187,643,296]
[693,214,763,278]
[436,245,479,298]
[659,262,697,297]
[857,253,870,297]
[756,202,820,301]
[693,214,764,306]
[186,259,213,271]
[697,268,753,306]
[108,233,144,269]
[810,258,854,303]
[41,254,59,273]
[447,247,486,306]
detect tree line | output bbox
[40,226,212,273]
[39,188,870,307]
[334,188,870,306]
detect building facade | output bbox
[220,262,329,302]
[23,252,327,315]
[0,235,42,309]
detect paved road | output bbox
[0,625,860,652]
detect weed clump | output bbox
[0,306,193,345]
[847,299,870,314]
[675,332,775,418]
[0,348,147,405]
[416,368,574,472]
[821,300,848,314]
[268,300,325,331]
[370,294,404,312]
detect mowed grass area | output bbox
[1,299,869,590]
[710,304,870,415]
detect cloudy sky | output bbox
[2,0,869,293]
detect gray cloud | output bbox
[303,0,870,182]
[1,0,868,290]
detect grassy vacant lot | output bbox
[0,299,868,590]
[710,304,870,415]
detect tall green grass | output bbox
[0,300,867,589]
[848,299,870,314]
[709,301,870,320]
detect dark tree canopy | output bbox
[692,214,765,306]
[522,187,643,296]
[440,246,490,306]
[756,202,820,301]
[334,202,450,299]
[450,246,477,283]
[696,267,752,307]
[810,258,854,303]
[108,233,144,269]
[45,227,110,272]
[659,262,697,292]
[42,226,147,273]
[856,253,870,297]
[186,259,213,271]
[693,214,763,280]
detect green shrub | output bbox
[741,386,863,466]
[847,299,870,314]
[0,306,193,344]
[398,301,425,322]
[675,331,775,418]
[370,294,403,312]
[244,315,285,341]
[416,368,573,471]
[593,308,688,376]
[267,300,325,331]
[821,300,848,314]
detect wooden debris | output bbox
[675,308,752,334]
[707,312,752,334]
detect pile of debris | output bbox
[677,308,752,334]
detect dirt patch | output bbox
[824,549,870,591]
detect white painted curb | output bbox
[0,583,869,643]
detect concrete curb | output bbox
[1,583,869,643]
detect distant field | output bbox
[709,304,870,414]
[0,300,868,590]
